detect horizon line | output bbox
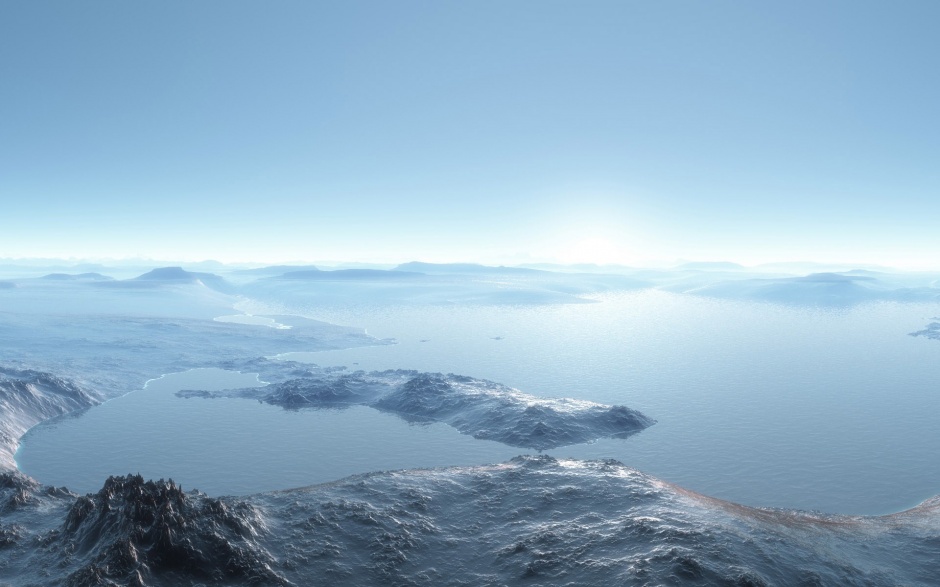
[1,255,938,274]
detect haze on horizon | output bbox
[2,2,939,270]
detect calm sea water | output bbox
[16,291,940,514]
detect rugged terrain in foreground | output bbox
[2,456,939,586]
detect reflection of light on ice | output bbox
[144,367,267,391]
[142,373,166,389]
[213,314,292,329]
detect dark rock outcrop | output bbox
[911,320,940,341]
[60,475,287,587]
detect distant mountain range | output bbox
[40,273,113,281]
[394,262,547,275]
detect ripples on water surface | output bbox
[17,291,940,514]
[16,368,519,496]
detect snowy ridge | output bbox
[372,373,654,449]
[0,367,99,472]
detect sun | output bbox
[557,237,631,266]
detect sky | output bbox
[2,1,939,269]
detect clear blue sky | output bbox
[2,1,939,268]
